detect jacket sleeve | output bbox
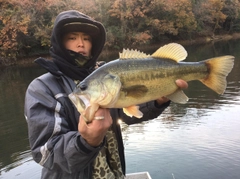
[24,77,103,174]
[118,100,170,125]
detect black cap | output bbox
[61,22,100,36]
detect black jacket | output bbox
[24,10,170,179]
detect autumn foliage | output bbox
[0,0,240,63]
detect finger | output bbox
[94,116,105,120]
[95,108,113,126]
[175,79,188,89]
[156,97,169,105]
[78,115,88,133]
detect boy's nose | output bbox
[77,39,84,47]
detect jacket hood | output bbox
[49,10,106,80]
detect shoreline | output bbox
[1,33,240,67]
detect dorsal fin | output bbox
[151,43,188,62]
[119,49,150,59]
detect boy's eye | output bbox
[83,36,92,41]
[69,36,76,40]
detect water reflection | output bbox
[0,65,45,176]
[123,101,240,179]
[121,40,240,178]
[0,40,240,179]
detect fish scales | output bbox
[68,43,234,122]
[106,58,207,85]
[82,58,208,108]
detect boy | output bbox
[24,10,187,179]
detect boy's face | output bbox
[63,32,92,58]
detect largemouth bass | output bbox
[69,43,234,122]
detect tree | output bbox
[108,0,153,48]
[193,0,227,36]
[222,0,240,32]
[0,0,30,58]
[0,0,240,64]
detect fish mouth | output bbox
[78,95,90,109]
[68,93,90,114]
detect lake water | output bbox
[0,40,240,179]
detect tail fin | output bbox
[200,56,234,94]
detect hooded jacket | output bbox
[24,10,170,179]
[49,10,106,81]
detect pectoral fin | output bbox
[122,85,148,98]
[123,105,143,118]
[166,89,189,104]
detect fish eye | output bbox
[79,83,87,91]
